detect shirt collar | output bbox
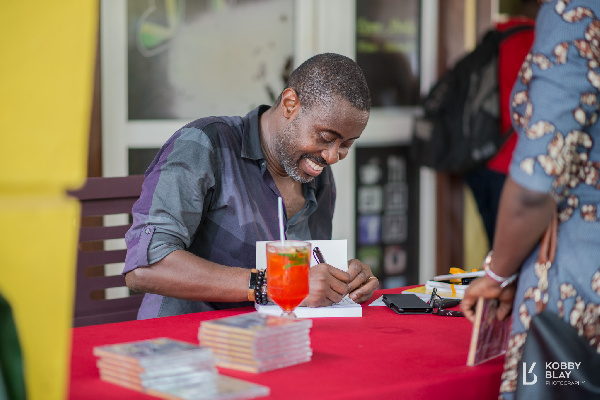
[241,105,270,161]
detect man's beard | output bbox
[275,116,314,184]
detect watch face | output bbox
[249,270,259,289]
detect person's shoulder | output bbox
[174,115,245,144]
[181,115,242,134]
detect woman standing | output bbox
[461,1,600,398]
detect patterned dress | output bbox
[501,0,600,397]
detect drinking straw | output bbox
[278,196,285,245]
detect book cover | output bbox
[256,239,348,271]
[199,312,312,336]
[198,327,310,348]
[93,338,212,366]
[467,297,512,366]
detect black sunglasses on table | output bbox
[428,288,464,317]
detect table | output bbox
[69,288,505,400]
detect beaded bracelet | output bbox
[255,269,268,305]
[248,269,269,305]
[482,251,518,288]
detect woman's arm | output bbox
[461,177,556,322]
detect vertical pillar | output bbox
[0,2,98,399]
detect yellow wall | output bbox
[0,2,98,399]
[463,186,489,269]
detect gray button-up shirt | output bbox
[124,106,336,319]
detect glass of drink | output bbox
[266,240,311,318]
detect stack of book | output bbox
[424,270,485,299]
[198,312,313,373]
[93,337,269,399]
[424,280,468,299]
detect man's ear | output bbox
[281,88,299,118]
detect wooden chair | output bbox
[68,175,145,327]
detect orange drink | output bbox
[266,240,310,317]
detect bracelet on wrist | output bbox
[248,269,269,305]
[255,269,268,305]
[482,251,518,288]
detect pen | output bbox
[437,278,475,285]
[313,247,325,264]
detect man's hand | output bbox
[347,259,378,303]
[300,263,351,307]
[460,276,516,323]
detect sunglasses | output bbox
[428,288,464,317]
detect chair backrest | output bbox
[68,175,145,327]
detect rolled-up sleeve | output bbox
[123,127,217,274]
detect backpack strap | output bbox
[498,23,534,41]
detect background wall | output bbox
[101,0,439,283]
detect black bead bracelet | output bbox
[255,269,268,305]
[248,269,268,305]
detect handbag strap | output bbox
[538,208,558,265]
[534,208,558,314]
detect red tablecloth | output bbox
[69,288,504,400]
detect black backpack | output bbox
[411,25,533,174]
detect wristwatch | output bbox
[248,269,259,302]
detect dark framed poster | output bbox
[355,0,421,107]
[355,146,419,289]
